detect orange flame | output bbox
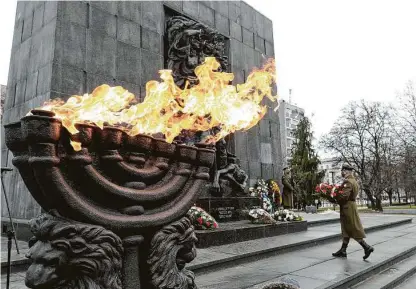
[35,57,277,150]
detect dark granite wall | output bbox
[1,1,282,219]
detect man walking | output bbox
[282,168,294,209]
[332,164,374,260]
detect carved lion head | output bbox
[147,217,198,289]
[25,214,123,289]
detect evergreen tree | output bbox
[290,117,325,208]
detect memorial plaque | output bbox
[196,197,261,222]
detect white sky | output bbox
[1,0,416,138]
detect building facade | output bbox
[278,99,304,166]
[318,157,343,184]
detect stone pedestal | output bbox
[305,205,317,214]
[196,197,261,222]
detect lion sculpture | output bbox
[25,213,124,289]
[147,217,198,289]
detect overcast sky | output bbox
[1,0,416,139]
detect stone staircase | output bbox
[191,214,416,289]
[2,214,415,289]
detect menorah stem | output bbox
[122,235,145,289]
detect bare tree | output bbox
[320,100,393,210]
[393,81,416,204]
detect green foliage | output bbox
[290,117,325,205]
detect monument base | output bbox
[195,197,261,222]
[195,220,308,248]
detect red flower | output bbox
[213,222,218,228]
[197,217,203,224]
[206,221,211,227]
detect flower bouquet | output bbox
[187,206,219,230]
[267,179,282,208]
[315,183,340,203]
[248,208,277,224]
[273,209,303,222]
[249,178,275,213]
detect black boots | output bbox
[358,240,374,260]
[332,243,348,258]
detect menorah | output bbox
[5,109,215,289]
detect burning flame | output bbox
[35,57,277,150]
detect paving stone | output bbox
[12,19,23,48]
[141,27,162,55]
[230,21,242,41]
[234,131,248,162]
[24,71,38,102]
[215,12,229,36]
[228,1,241,24]
[118,1,141,24]
[140,49,163,86]
[57,1,87,27]
[32,3,44,33]
[198,4,215,27]
[242,27,254,47]
[14,79,27,106]
[240,2,254,31]
[4,82,16,110]
[28,20,55,73]
[1,149,8,167]
[202,1,229,17]
[43,0,58,25]
[86,30,116,77]
[231,66,245,85]
[90,1,117,15]
[36,63,53,95]
[15,1,25,20]
[394,273,416,289]
[254,10,265,39]
[264,17,273,43]
[230,39,243,68]
[243,43,256,72]
[249,161,261,179]
[261,163,274,180]
[117,17,141,48]
[116,42,141,84]
[86,73,115,92]
[197,264,285,289]
[16,38,31,80]
[252,275,327,289]
[265,40,274,56]
[254,35,266,54]
[89,5,117,38]
[163,1,183,12]
[51,63,84,96]
[260,142,273,165]
[183,0,199,19]
[55,21,86,69]
[21,14,33,43]
[141,1,163,34]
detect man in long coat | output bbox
[332,164,374,260]
[282,168,294,209]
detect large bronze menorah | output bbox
[5,109,215,289]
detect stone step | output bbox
[352,253,416,289]
[394,273,416,289]
[195,221,416,289]
[195,212,341,248]
[196,220,308,248]
[189,216,412,273]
